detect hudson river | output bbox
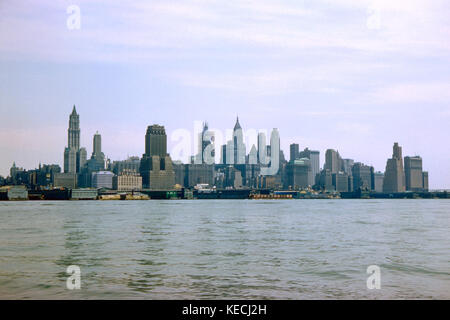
[0,200,449,299]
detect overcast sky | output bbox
[0,0,449,188]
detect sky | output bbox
[0,0,449,188]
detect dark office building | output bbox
[316,169,334,191]
[185,164,215,187]
[422,171,429,191]
[332,172,350,192]
[289,143,299,162]
[140,125,175,190]
[352,162,373,191]
[285,158,312,190]
[172,161,186,187]
[111,156,140,175]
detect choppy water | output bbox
[0,200,449,299]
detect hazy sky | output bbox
[0,0,449,188]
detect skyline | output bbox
[1,1,450,188]
[1,105,436,190]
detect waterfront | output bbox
[0,200,449,299]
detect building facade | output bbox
[404,156,424,191]
[383,142,405,193]
[285,158,312,190]
[352,162,373,191]
[92,171,114,189]
[112,170,142,191]
[298,148,320,184]
[140,125,175,190]
[63,106,86,174]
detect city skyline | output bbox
[1,1,449,188]
[1,105,435,192]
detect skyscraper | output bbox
[232,117,246,165]
[285,158,312,189]
[63,105,86,174]
[89,131,105,170]
[352,162,373,191]
[404,156,424,191]
[196,122,215,164]
[383,142,405,193]
[324,149,341,174]
[373,171,384,193]
[341,159,354,176]
[140,124,175,189]
[289,143,299,162]
[298,148,320,184]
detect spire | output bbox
[71,105,77,115]
[233,116,241,131]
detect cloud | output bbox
[1,0,450,63]
[372,82,450,104]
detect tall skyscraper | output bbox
[298,148,320,183]
[63,105,86,174]
[257,132,269,165]
[383,142,405,193]
[86,131,106,172]
[324,149,341,174]
[289,143,299,162]
[220,144,227,164]
[232,117,246,165]
[68,106,80,150]
[140,124,175,189]
[404,156,424,191]
[196,122,215,164]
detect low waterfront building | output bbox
[112,170,142,191]
[70,188,98,200]
[92,171,114,189]
[53,172,77,188]
[1,186,28,200]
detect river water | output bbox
[0,200,448,299]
